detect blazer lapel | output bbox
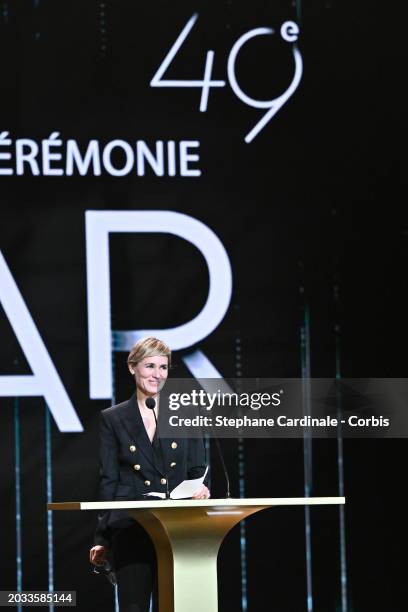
[118,394,155,469]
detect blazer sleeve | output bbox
[94,410,119,548]
[186,437,210,487]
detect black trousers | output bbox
[112,523,158,612]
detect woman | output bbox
[89,337,210,612]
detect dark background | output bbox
[0,1,406,610]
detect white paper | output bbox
[143,466,209,500]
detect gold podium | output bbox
[48,497,345,612]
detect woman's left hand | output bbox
[192,484,210,499]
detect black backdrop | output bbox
[0,1,406,610]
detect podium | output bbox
[48,496,345,612]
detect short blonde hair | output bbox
[127,337,172,368]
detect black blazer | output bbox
[94,393,208,547]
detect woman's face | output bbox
[131,355,169,396]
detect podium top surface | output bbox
[48,496,345,511]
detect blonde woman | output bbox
[89,337,209,612]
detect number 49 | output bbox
[150,14,303,143]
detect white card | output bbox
[143,466,209,500]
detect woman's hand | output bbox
[89,545,108,566]
[192,484,210,500]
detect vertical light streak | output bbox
[301,305,313,612]
[45,403,55,612]
[235,333,247,612]
[334,285,349,612]
[14,398,23,612]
